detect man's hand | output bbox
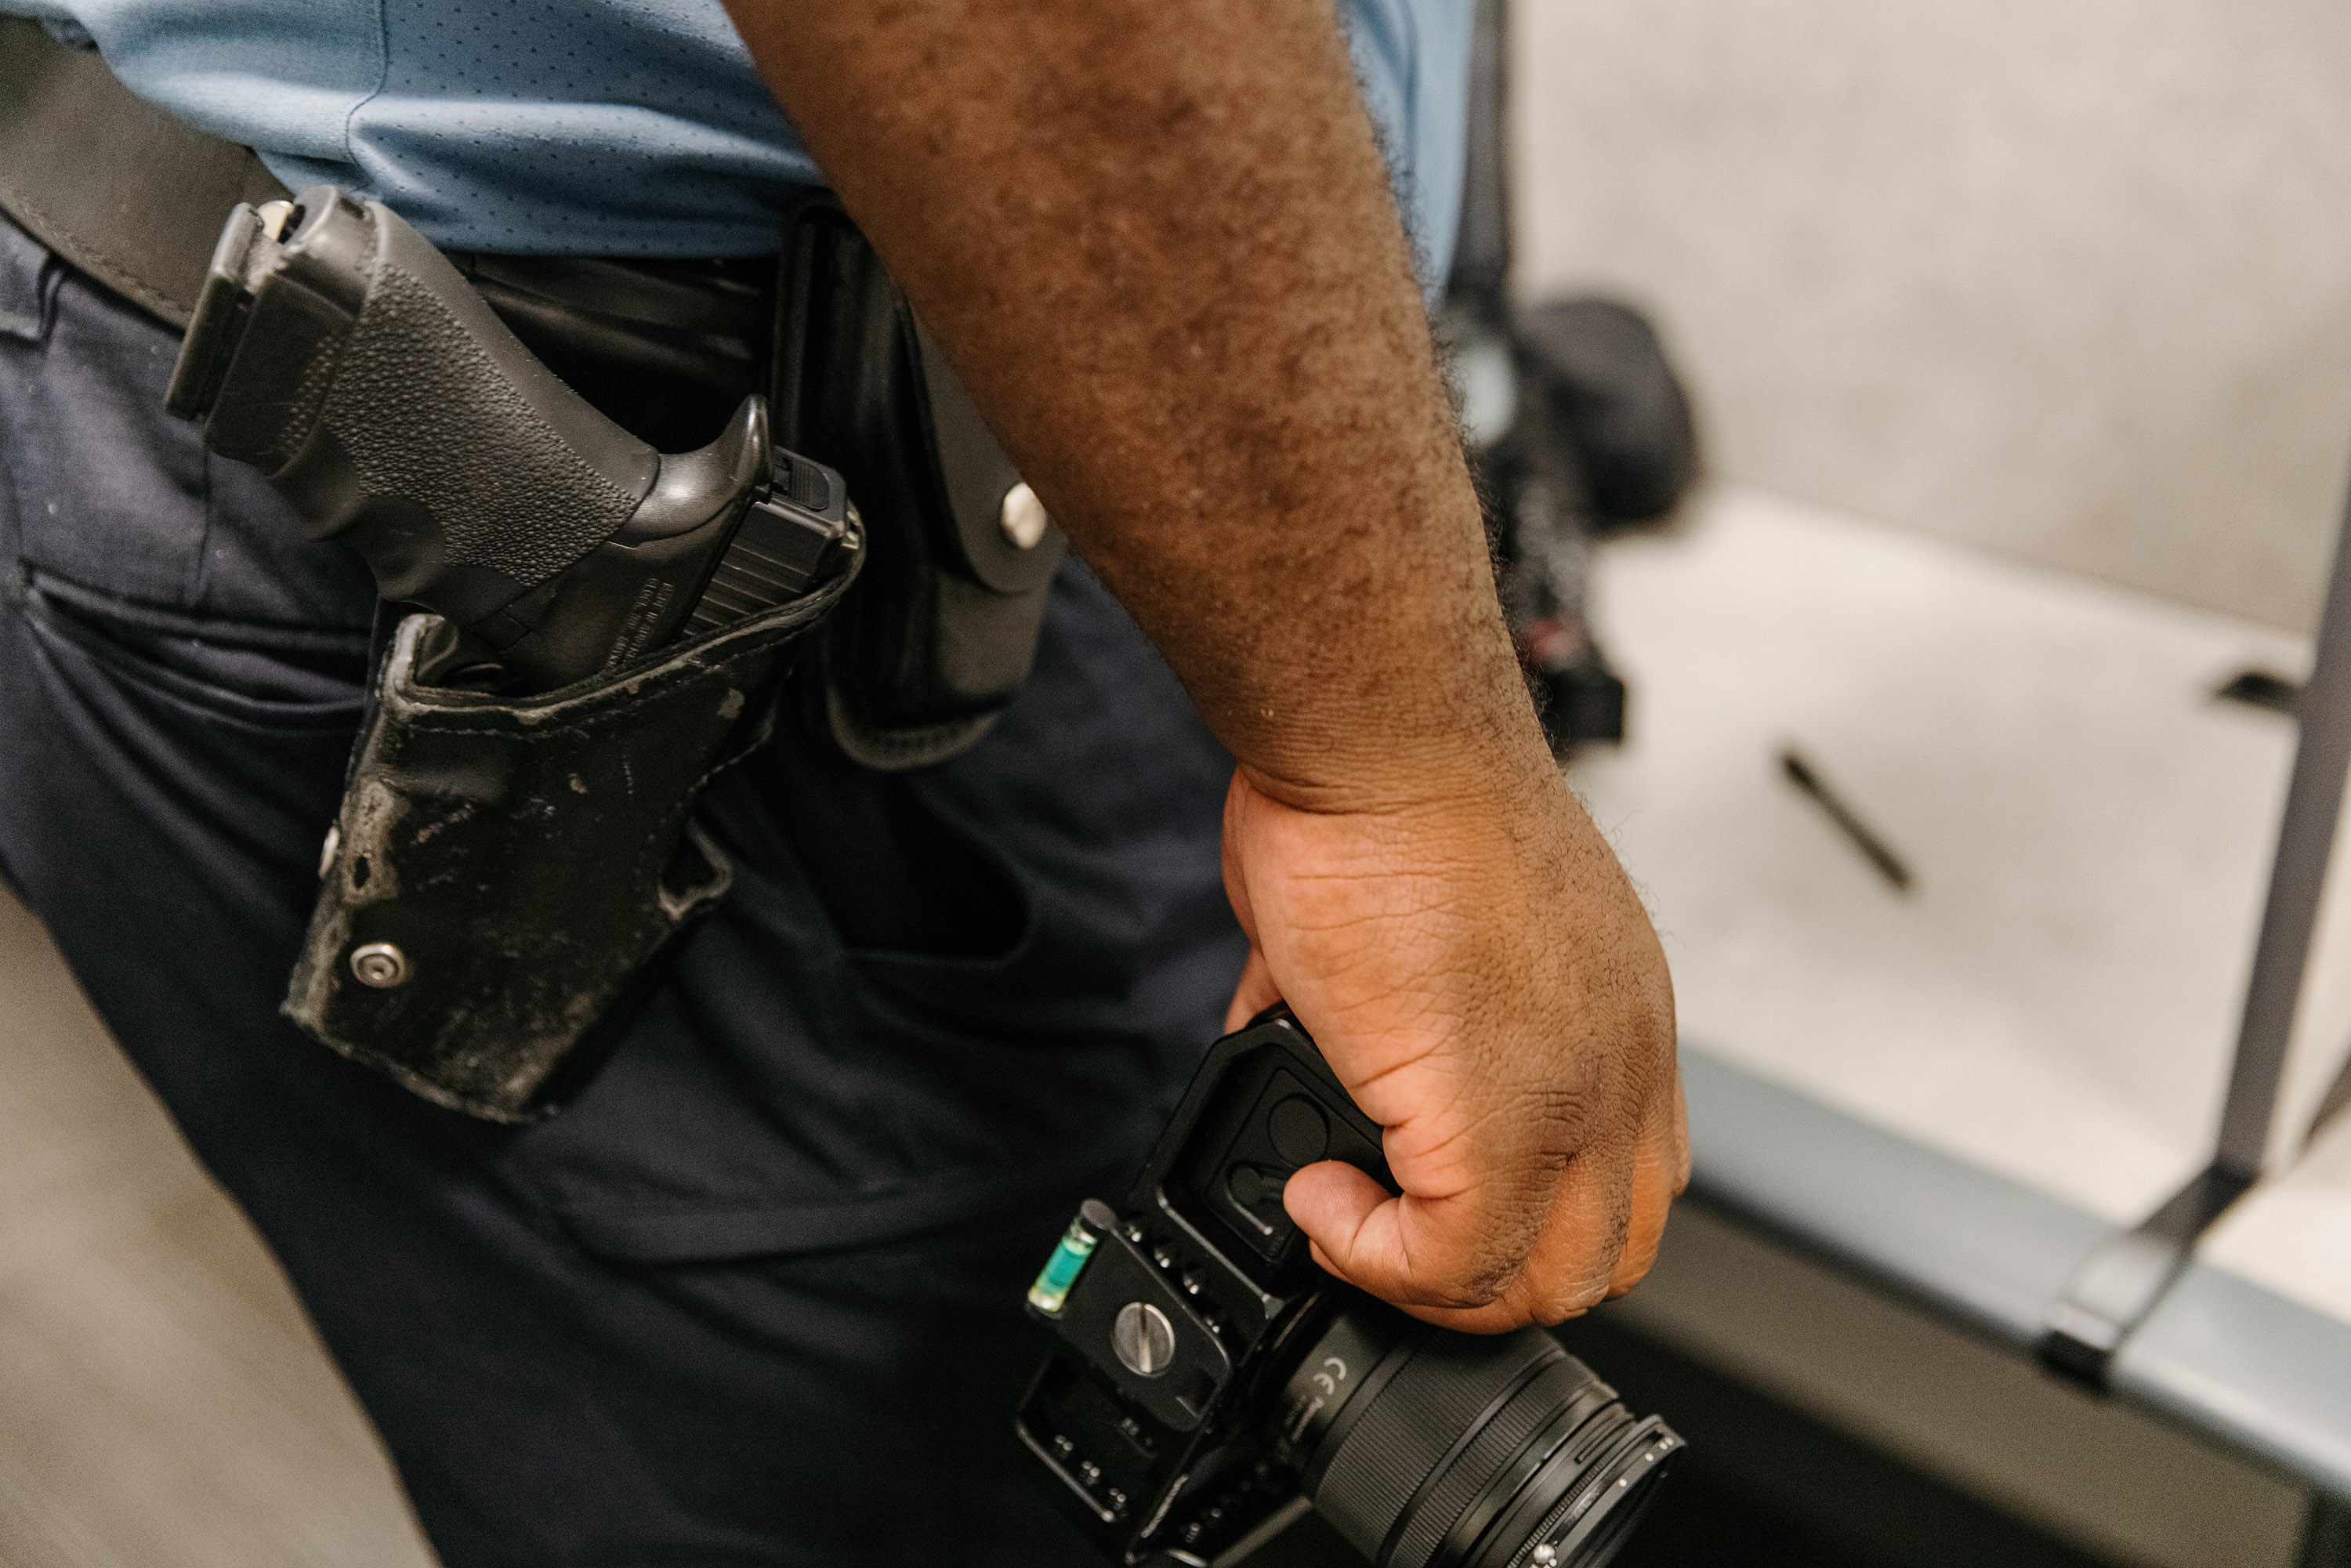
[1223,765,1684,1331]
[726,0,1687,1326]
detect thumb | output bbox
[1220,770,1265,951]
[1281,1161,1502,1314]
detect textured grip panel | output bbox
[321,260,640,592]
[1315,1329,1563,1563]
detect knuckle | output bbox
[1531,1273,1611,1326]
[1430,1256,1518,1312]
[1525,1081,1598,1159]
[1605,1244,1660,1299]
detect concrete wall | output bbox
[1513,0,2351,632]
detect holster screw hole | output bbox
[350,942,408,988]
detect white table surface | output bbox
[1570,486,2338,1225]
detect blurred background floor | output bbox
[0,885,436,1568]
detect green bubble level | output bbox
[1026,1214,1100,1316]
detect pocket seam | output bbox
[554,1114,1155,1264]
[22,570,367,730]
[27,563,374,653]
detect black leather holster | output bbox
[288,563,856,1122]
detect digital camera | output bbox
[1016,1008,1681,1567]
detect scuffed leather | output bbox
[285,543,857,1122]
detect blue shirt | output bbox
[9,0,1469,285]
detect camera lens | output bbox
[1284,1307,1679,1568]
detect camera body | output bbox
[1016,1009,1681,1568]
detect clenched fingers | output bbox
[1282,1069,1684,1333]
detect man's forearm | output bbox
[724,0,1545,811]
[729,0,1685,1331]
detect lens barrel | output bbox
[1291,1311,1679,1568]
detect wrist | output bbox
[1231,682,1558,820]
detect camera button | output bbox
[1268,1095,1331,1165]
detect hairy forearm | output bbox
[726,0,1548,809]
[729,0,1686,1327]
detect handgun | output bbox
[166,185,853,694]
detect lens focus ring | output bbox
[1312,1327,1564,1563]
[1389,1357,1614,1568]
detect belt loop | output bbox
[0,215,59,343]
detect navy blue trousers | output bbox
[0,212,1247,1565]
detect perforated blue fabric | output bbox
[4,0,1469,284]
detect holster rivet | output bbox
[999,481,1051,550]
[350,942,409,988]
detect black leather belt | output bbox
[0,16,287,328]
[0,15,777,448]
[446,250,777,451]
